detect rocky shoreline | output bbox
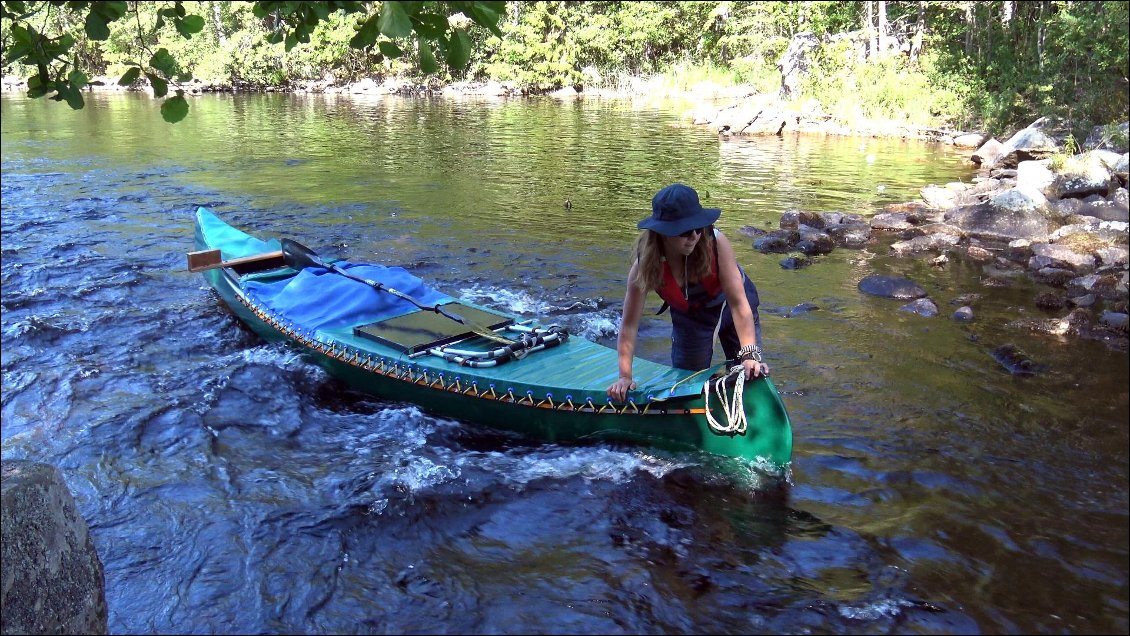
[705,111,1130,355]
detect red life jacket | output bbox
[655,241,722,314]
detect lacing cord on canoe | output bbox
[703,365,747,435]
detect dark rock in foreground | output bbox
[1,461,107,635]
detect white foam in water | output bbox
[838,597,913,621]
[457,284,558,315]
[458,447,689,486]
[456,284,621,341]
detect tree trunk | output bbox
[964,2,973,56]
[210,1,227,45]
[865,1,876,59]
[878,0,889,53]
[911,0,925,61]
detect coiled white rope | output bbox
[703,364,748,435]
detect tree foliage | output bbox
[1,1,1126,132]
[1,1,504,122]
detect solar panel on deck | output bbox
[353,303,514,353]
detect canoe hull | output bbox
[194,215,793,469]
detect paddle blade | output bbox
[281,239,325,270]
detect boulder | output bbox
[1,461,107,635]
[945,200,1052,242]
[972,138,1004,167]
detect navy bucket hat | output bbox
[637,183,721,236]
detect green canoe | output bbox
[191,208,793,470]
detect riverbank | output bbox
[1,72,967,144]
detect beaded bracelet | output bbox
[737,344,762,362]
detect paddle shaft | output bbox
[279,239,516,345]
[322,260,463,323]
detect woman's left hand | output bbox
[741,358,768,380]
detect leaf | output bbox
[284,32,298,51]
[470,1,504,38]
[84,11,110,41]
[309,2,330,21]
[414,13,448,39]
[146,72,168,98]
[59,81,84,110]
[179,15,205,34]
[161,92,189,123]
[378,41,403,58]
[118,67,141,86]
[349,15,380,49]
[95,1,128,20]
[4,43,31,66]
[417,37,438,74]
[11,23,32,46]
[378,2,413,38]
[68,69,88,88]
[149,48,178,76]
[446,29,471,69]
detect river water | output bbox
[2,92,1126,635]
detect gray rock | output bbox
[1076,200,1130,222]
[871,212,918,231]
[1095,246,1129,266]
[952,306,975,321]
[971,137,1004,166]
[945,201,1052,242]
[1101,311,1129,332]
[991,344,1046,375]
[1069,293,1097,307]
[1031,266,1078,286]
[954,133,987,148]
[899,298,939,317]
[920,185,958,209]
[1030,242,1096,272]
[1016,159,1055,193]
[1,461,107,635]
[779,255,810,269]
[858,274,927,299]
[1052,155,1114,199]
[890,233,961,255]
[1048,197,1084,219]
[753,235,793,254]
[788,302,819,317]
[966,245,994,262]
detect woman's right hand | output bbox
[607,376,637,402]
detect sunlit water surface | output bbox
[2,92,1127,635]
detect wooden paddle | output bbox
[187,249,285,274]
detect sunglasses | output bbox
[678,226,707,238]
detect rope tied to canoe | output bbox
[703,365,747,435]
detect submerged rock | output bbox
[990,344,1046,375]
[899,298,939,317]
[858,274,927,299]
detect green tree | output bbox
[1,0,504,122]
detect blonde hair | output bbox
[631,229,714,292]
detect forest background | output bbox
[2,1,1127,139]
